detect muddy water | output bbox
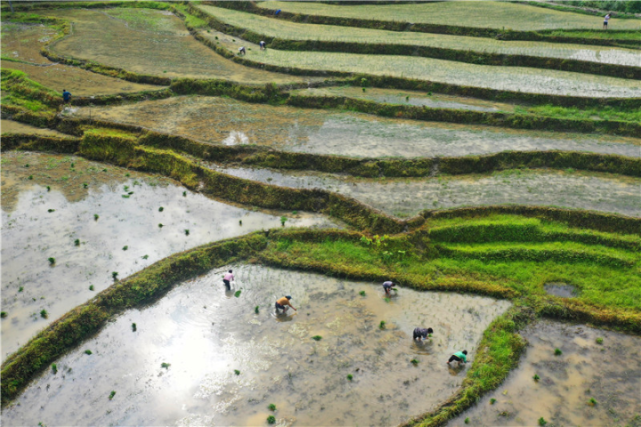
[208,165,641,219]
[69,96,641,159]
[448,320,641,427]
[1,119,67,137]
[0,152,337,360]
[1,265,511,426]
[41,8,318,84]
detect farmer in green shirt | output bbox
[447,350,468,365]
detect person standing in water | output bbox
[238,46,246,56]
[223,269,234,290]
[62,89,72,105]
[275,295,297,313]
[447,350,468,365]
[413,327,433,341]
[383,281,395,296]
[259,40,266,50]
[603,12,611,29]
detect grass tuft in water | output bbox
[158,207,164,212]
[255,306,260,314]
[89,285,94,291]
[74,239,80,246]
[490,398,497,405]
[51,364,57,375]
[359,290,366,296]
[533,374,540,381]
[554,348,562,356]
[379,320,386,329]
[312,335,322,341]
[109,391,116,400]
[267,415,276,424]
[1,312,7,318]
[268,404,277,411]
[347,374,353,381]
[48,257,55,265]
[411,358,419,365]
[84,350,92,355]
[538,417,547,426]
[234,369,241,375]
[596,337,604,345]
[40,309,48,319]
[235,290,242,297]
[161,363,171,369]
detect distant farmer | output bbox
[275,9,281,16]
[275,295,297,313]
[223,269,234,290]
[259,40,266,50]
[238,46,246,56]
[413,327,434,341]
[447,350,468,366]
[603,12,611,29]
[62,89,72,104]
[382,281,395,296]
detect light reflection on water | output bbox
[3,265,511,426]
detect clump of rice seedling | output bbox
[84,349,92,355]
[161,363,171,369]
[122,246,128,251]
[89,285,94,291]
[239,220,242,226]
[158,223,164,228]
[142,255,148,260]
[103,168,107,172]
[255,306,259,314]
[268,403,276,411]
[292,211,298,215]
[28,175,33,180]
[464,418,470,424]
[71,163,75,168]
[533,374,540,381]
[406,96,410,101]
[411,359,419,365]
[312,335,322,341]
[48,209,55,213]
[25,164,29,168]
[347,374,353,381]
[40,309,48,318]
[384,297,390,303]
[184,229,190,236]
[267,415,276,424]
[74,239,80,246]
[19,287,23,292]
[82,183,88,188]
[46,186,51,191]
[48,257,55,265]
[588,397,597,406]
[1,312,7,318]
[122,195,130,199]
[125,173,130,177]
[158,207,164,212]
[554,348,562,356]
[379,320,386,329]
[538,417,547,426]
[109,391,116,400]
[112,271,118,280]
[280,216,287,226]
[182,191,186,197]
[490,398,496,405]
[132,323,137,331]
[234,290,241,297]
[234,370,240,375]
[596,337,603,345]
[359,291,366,296]
[94,214,99,220]
[51,364,57,374]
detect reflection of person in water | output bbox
[275,295,297,313]
[413,327,433,341]
[447,350,468,365]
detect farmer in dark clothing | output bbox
[62,89,72,104]
[447,350,468,365]
[238,46,246,56]
[259,40,266,50]
[413,327,433,341]
[382,281,395,295]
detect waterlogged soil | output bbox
[257,1,641,31]
[208,166,641,219]
[1,119,67,137]
[201,5,641,66]
[1,264,512,426]
[448,320,641,427]
[0,152,337,361]
[69,96,641,159]
[213,33,641,98]
[42,8,318,84]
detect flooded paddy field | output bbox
[1,264,512,426]
[256,1,641,31]
[1,152,336,360]
[1,119,67,137]
[201,5,641,67]
[41,8,319,84]
[212,32,641,98]
[448,320,641,427]
[209,165,641,219]
[69,96,641,159]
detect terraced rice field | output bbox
[200,5,641,66]
[1,2,640,427]
[256,1,641,31]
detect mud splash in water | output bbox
[207,165,641,218]
[448,320,641,427]
[1,153,338,360]
[69,96,641,159]
[1,265,511,426]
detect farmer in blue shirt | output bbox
[62,89,72,104]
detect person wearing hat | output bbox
[275,295,297,313]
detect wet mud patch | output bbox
[0,152,337,360]
[448,320,641,427]
[1,265,511,426]
[544,282,580,298]
[209,165,641,218]
[42,8,318,84]
[69,96,641,159]
[1,119,67,137]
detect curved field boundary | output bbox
[519,1,641,20]
[193,5,641,80]
[205,1,641,48]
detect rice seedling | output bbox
[122,195,130,199]
[554,348,563,356]
[94,214,99,220]
[379,320,386,329]
[359,291,366,296]
[185,229,190,236]
[292,211,298,215]
[183,191,186,197]
[268,404,276,411]
[158,207,164,212]
[122,246,128,251]
[46,186,51,191]
[384,297,390,303]
[103,169,108,172]
[464,418,470,424]
[158,223,164,228]
[411,359,419,365]
[109,391,116,400]
[255,306,259,314]
[596,337,604,345]
[533,374,540,381]
[234,370,241,375]
[234,290,241,297]
[40,309,48,318]
[267,415,276,424]
[48,257,55,265]
[347,374,353,381]
[24,164,29,168]
[48,209,55,213]
[161,363,171,369]
[51,364,57,374]
[588,397,598,406]
[125,173,130,177]
[142,255,149,260]
[239,220,243,226]
[18,287,23,292]
[312,335,322,341]
[538,417,547,426]
[490,398,497,405]
[71,163,75,168]
[112,271,119,280]
[1,312,7,318]
[28,175,33,180]
[89,285,94,291]
[74,239,80,246]
[280,216,288,226]
[82,183,88,188]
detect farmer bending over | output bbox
[259,41,266,50]
[238,46,246,56]
[275,295,297,313]
[603,12,611,29]
[447,350,468,366]
[222,269,234,290]
[383,281,395,296]
[413,327,433,341]
[62,89,72,105]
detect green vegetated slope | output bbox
[199,5,641,67]
[256,1,641,31]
